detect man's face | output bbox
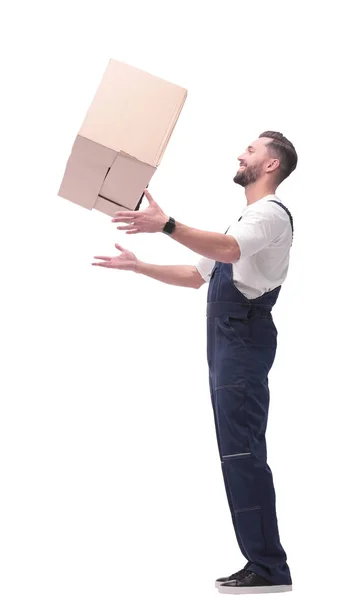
[233,137,272,187]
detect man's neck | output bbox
[244,182,277,206]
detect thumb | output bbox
[115,243,125,252]
[144,188,156,205]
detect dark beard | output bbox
[233,164,262,187]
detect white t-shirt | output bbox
[195,194,293,300]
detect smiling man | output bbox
[92,131,297,595]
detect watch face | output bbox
[163,217,175,234]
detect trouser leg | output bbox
[215,381,292,585]
[209,374,252,570]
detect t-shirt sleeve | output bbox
[228,205,289,260]
[195,256,215,283]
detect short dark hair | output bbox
[259,131,298,183]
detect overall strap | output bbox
[267,199,294,238]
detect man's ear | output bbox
[266,158,280,173]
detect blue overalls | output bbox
[207,201,293,586]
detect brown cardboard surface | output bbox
[79,59,187,166]
[58,59,187,216]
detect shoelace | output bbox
[229,568,249,579]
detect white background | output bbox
[1,1,354,599]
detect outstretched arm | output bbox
[111,189,240,263]
[135,261,206,288]
[92,243,206,288]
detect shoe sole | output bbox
[217,584,292,594]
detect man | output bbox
[92,131,297,595]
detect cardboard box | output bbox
[58,59,187,216]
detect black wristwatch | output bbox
[162,216,176,235]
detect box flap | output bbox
[94,196,131,217]
[97,152,156,211]
[58,136,116,209]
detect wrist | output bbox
[134,259,143,274]
[161,214,170,231]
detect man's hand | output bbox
[111,189,169,234]
[92,244,138,270]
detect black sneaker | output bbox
[215,568,249,588]
[218,569,292,594]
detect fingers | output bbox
[92,256,112,267]
[113,210,136,216]
[93,207,141,267]
[112,217,132,223]
[117,225,139,231]
[112,213,136,222]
